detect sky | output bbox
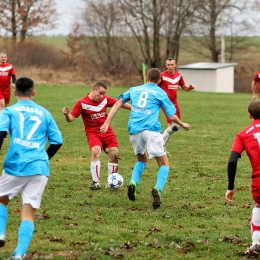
[46,0,85,36]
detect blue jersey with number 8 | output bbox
[119,83,176,134]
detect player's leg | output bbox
[249,180,260,253]
[0,196,9,247]
[87,133,103,190]
[162,106,180,144]
[10,175,47,259]
[89,145,102,190]
[128,132,147,201]
[106,147,119,174]
[146,131,169,209]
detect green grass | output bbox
[0,85,256,259]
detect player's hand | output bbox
[225,189,234,203]
[189,84,195,90]
[11,83,15,88]
[62,106,69,115]
[181,122,190,131]
[100,123,109,134]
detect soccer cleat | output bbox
[166,122,179,134]
[151,187,161,209]
[249,244,260,254]
[0,234,6,247]
[8,254,23,260]
[127,181,137,201]
[89,181,101,190]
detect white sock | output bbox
[90,161,100,183]
[162,129,171,144]
[251,207,260,245]
[108,162,118,176]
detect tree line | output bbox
[0,0,260,90]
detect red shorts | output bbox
[0,87,11,105]
[252,176,260,204]
[86,130,118,150]
[162,104,180,123]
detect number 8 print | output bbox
[137,92,149,108]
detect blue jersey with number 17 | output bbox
[119,82,176,134]
[0,100,63,177]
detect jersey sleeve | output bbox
[0,108,11,133]
[179,75,186,86]
[231,134,244,154]
[119,90,131,104]
[46,112,63,145]
[254,73,260,83]
[106,96,117,107]
[70,101,82,118]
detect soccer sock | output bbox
[90,161,101,183]
[0,204,8,234]
[251,207,260,245]
[12,220,34,256]
[155,165,169,192]
[162,128,171,144]
[108,162,118,176]
[130,161,146,186]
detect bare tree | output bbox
[0,0,57,43]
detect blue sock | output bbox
[155,165,169,192]
[12,220,34,256]
[0,204,8,234]
[130,161,146,185]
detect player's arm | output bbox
[100,98,123,134]
[169,114,190,131]
[121,102,131,110]
[46,144,62,160]
[252,80,257,99]
[0,131,7,150]
[180,84,195,91]
[225,151,240,202]
[62,106,76,122]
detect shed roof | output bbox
[178,62,237,70]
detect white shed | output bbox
[177,62,237,93]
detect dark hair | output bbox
[93,81,107,89]
[248,100,260,119]
[166,57,175,62]
[15,77,34,96]
[147,68,160,83]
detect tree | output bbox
[0,0,57,43]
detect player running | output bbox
[100,68,190,209]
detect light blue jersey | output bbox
[0,100,63,177]
[119,83,176,134]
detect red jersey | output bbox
[231,119,260,178]
[71,95,117,134]
[0,62,15,88]
[253,72,260,89]
[158,70,185,105]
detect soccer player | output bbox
[225,99,260,254]
[62,81,131,190]
[251,71,260,99]
[100,68,190,209]
[0,77,63,260]
[0,52,16,110]
[159,57,194,144]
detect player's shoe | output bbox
[7,254,23,260]
[166,122,179,134]
[0,234,6,247]
[151,187,161,209]
[249,244,260,254]
[89,181,101,190]
[127,181,137,201]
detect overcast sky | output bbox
[46,0,85,36]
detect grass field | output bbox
[0,85,257,259]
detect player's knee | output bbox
[107,147,120,163]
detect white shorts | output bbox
[0,171,48,209]
[130,130,166,159]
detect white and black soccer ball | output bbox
[106,173,124,189]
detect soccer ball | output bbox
[106,173,124,189]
